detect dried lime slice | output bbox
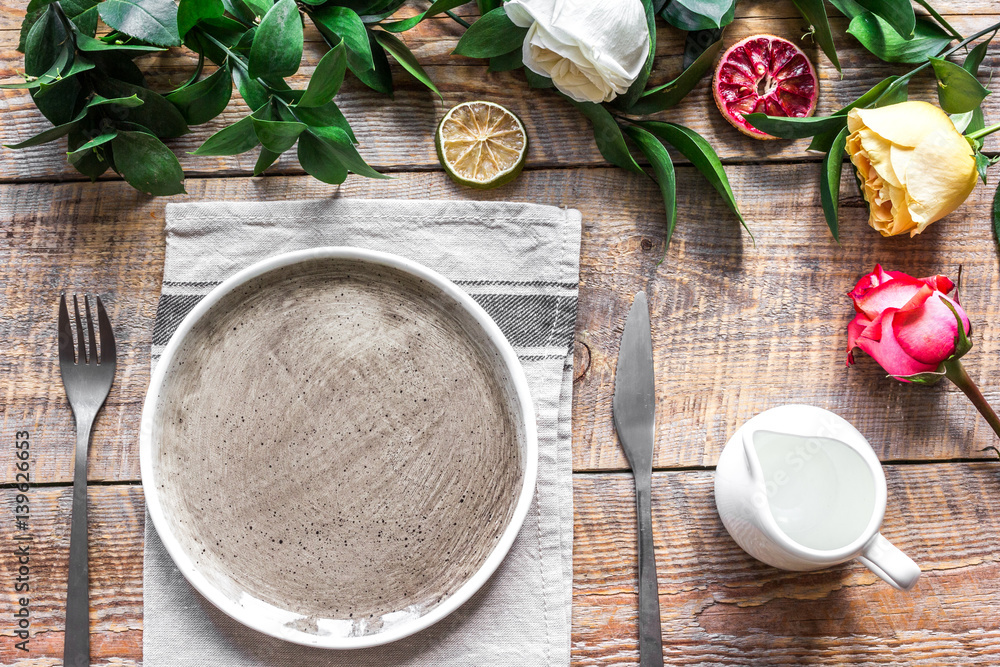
[435,101,528,189]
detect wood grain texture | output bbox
[2,2,1000,665]
[572,465,1000,664]
[0,485,143,667]
[0,5,997,181]
[3,166,998,483]
[2,465,999,665]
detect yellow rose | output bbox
[846,101,978,237]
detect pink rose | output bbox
[846,265,971,380]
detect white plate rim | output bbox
[139,246,539,649]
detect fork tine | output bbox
[96,296,116,365]
[73,295,87,364]
[84,296,98,365]
[58,294,76,364]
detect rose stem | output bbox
[944,360,1000,440]
[914,0,964,42]
[883,22,1000,98]
[966,122,1000,142]
[446,10,471,28]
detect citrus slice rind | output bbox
[712,34,819,140]
[436,101,528,189]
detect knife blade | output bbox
[612,291,663,667]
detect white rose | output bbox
[504,0,650,104]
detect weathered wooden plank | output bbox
[2,165,999,483]
[0,485,143,667]
[1,11,997,180]
[2,465,998,665]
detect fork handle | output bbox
[635,470,663,667]
[64,419,92,667]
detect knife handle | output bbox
[635,472,663,667]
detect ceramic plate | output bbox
[140,248,537,649]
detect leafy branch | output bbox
[746,12,1000,242]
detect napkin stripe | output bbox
[152,291,576,350]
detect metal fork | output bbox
[58,294,116,667]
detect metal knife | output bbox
[612,291,663,667]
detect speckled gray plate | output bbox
[140,248,537,649]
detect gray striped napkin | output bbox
[143,199,581,666]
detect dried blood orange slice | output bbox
[712,34,818,140]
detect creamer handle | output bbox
[859,533,921,591]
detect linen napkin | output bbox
[143,198,581,666]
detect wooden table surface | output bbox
[3,1,1000,664]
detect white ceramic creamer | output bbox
[715,404,920,591]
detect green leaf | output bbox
[960,36,990,139]
[626,36,723,115]
[889,369,946,385]
[75,33,166,53]
[68,144,111,180]
[838,75,903,113]
[88,50,147,85]
[847,13,951,63]
[638,121,750,234]
[993,177,1000,249]
[661,0,736,31]
[177,0,224,38]
[166,63,233,125]
[929,57,990,114]
[192,114,260,155]
[63,0,101,35]
[963,37,992,75]
[624,126,677,246]
[309,125,389,178]
[24,7,67,77]
[290,100,356,143]
[300,41,348,107]
[354,0,408,23]
[240,0,273,19]
[941,298,972,360]
[31,75,82,125]
[98,0,182,47]
[454,8,528,58]
[975,151,992,185]
[379,0,468,32]
[112,130,186,195]
[373,30,441,97]
[820,126,849,241]
[91,77,189,138]
[68,131,118,154]
[567,100,642,174]
[619,0,655,109]
[231,63,271,111]
[951,110,976,134]
[297,130,348,184]
[309,7,375,76]
[249,0,303,79]
[792,0,841,72]
[253,146,282,175]
[252,117,306,152]
[87,94,146,109]
[19,7,46,53]
[488,48,523,72]
[744,114,848,139]
[853,0,914,39]
[1,49,92,90]
[4,116,84,148]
